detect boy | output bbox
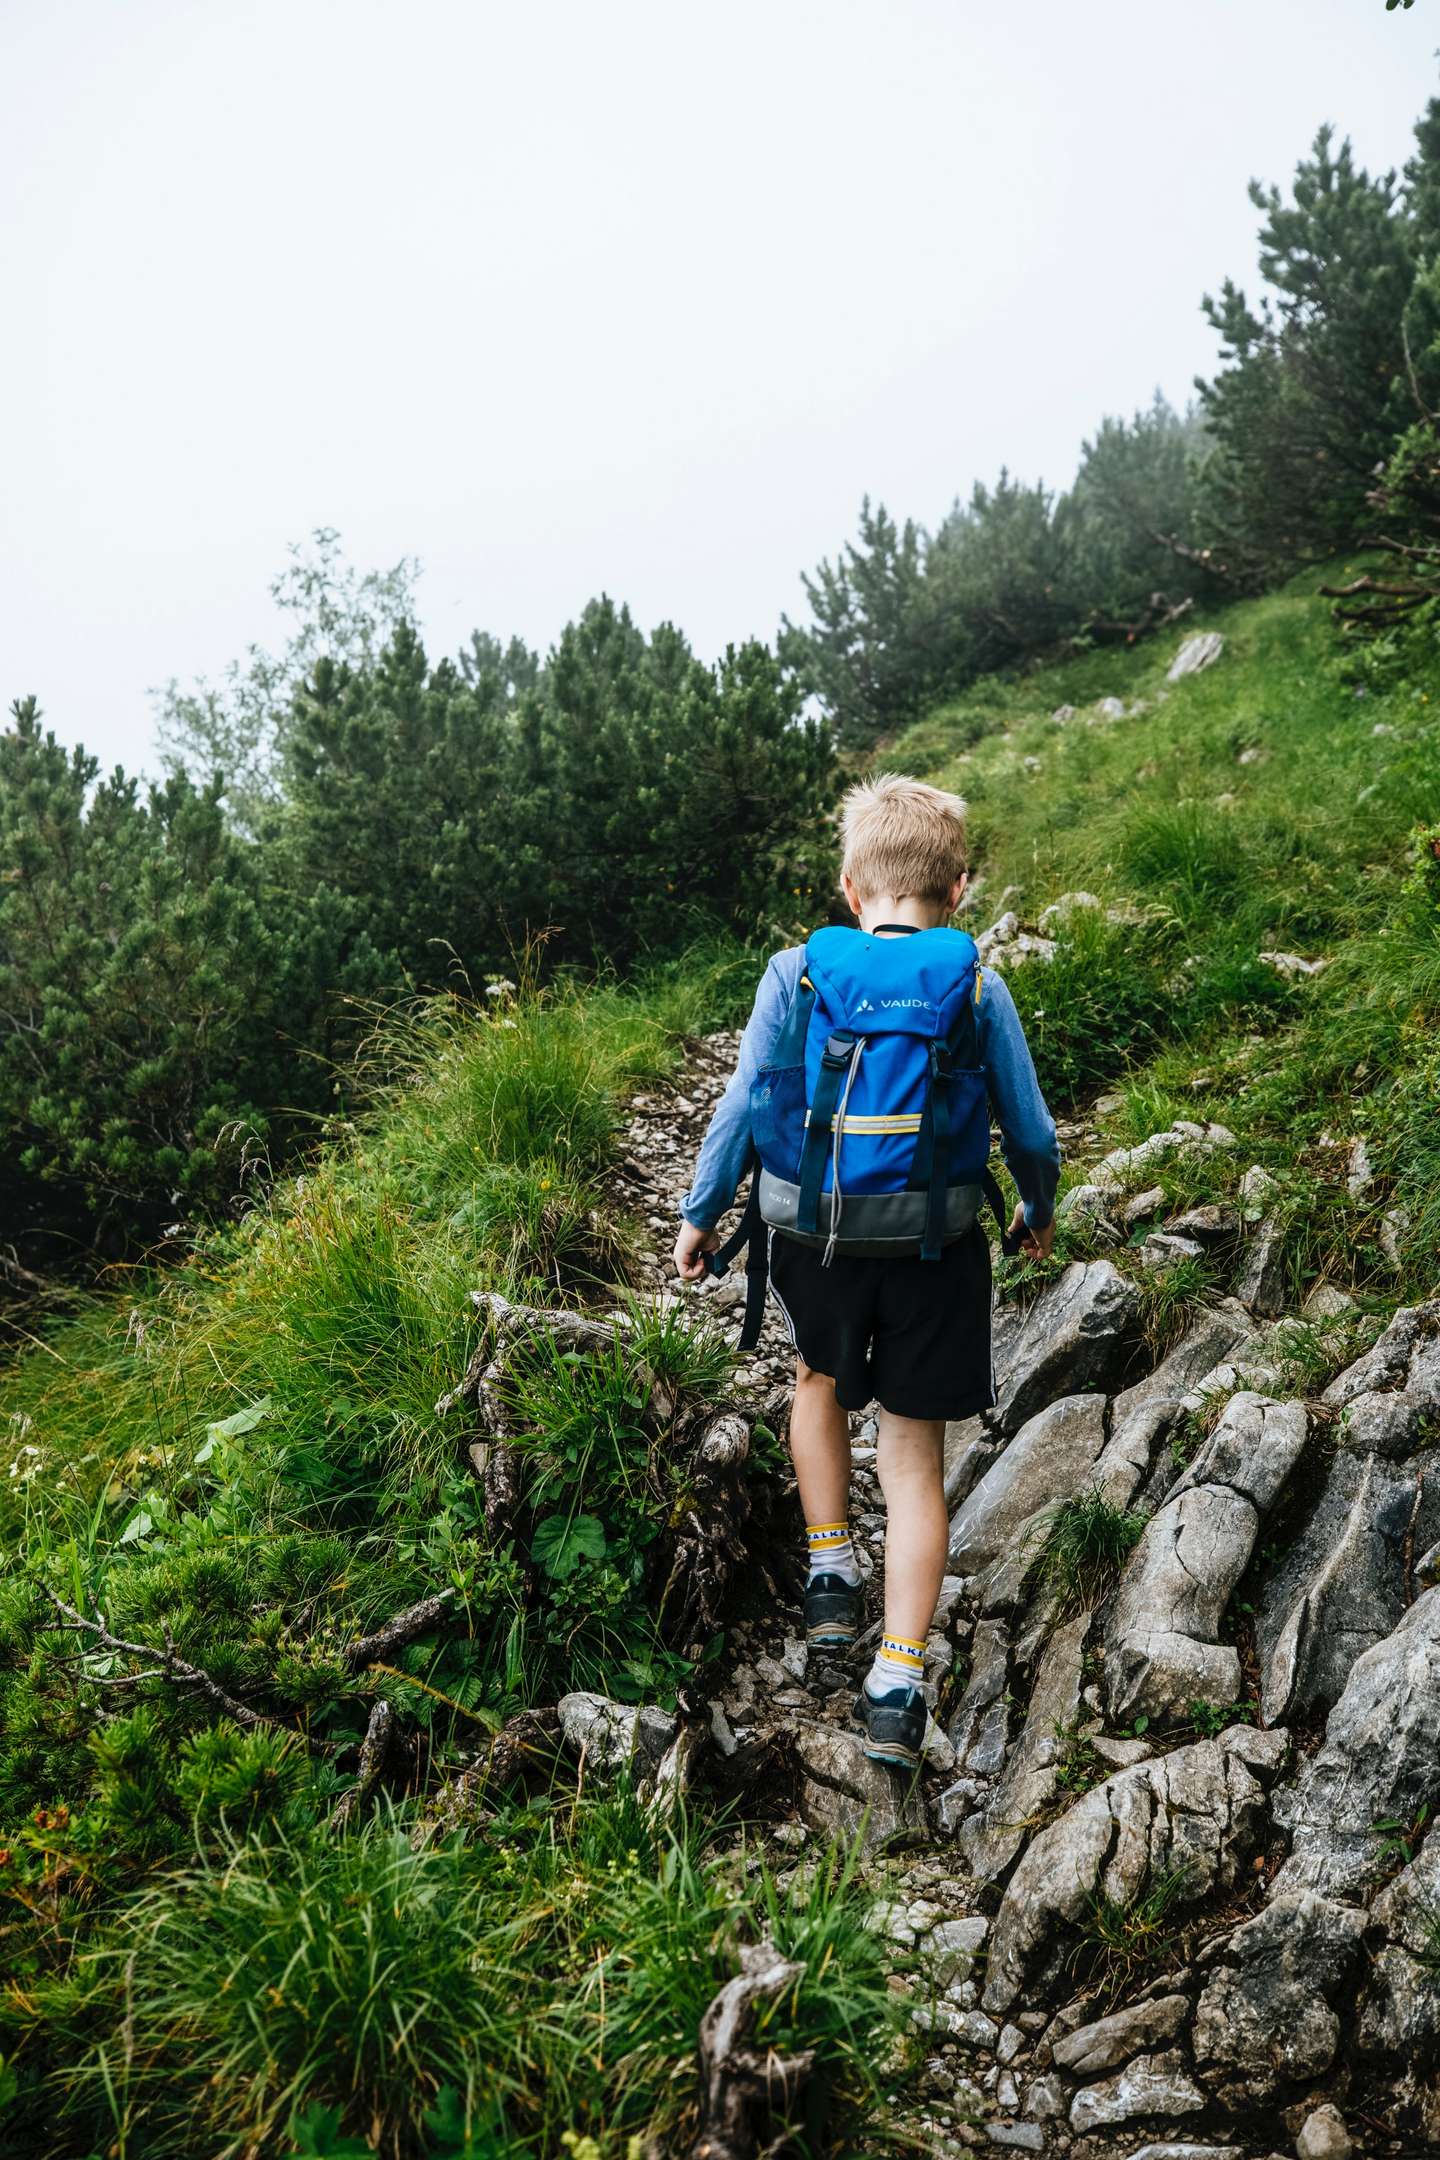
[673,774,1060,1767]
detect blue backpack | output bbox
[707,924,1012,1349]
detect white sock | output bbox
[806,1520,860,1587]
[865,1634,926,1697]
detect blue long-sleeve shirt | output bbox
[681,945,1061,1233]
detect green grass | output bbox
[0,945,912,2157]
[0,1791,902,2159]
[1065,1865,1194,2005]
[885,559,1440,1304]
[1026,1487,1148,1620]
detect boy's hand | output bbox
[674,1220,721,1282]
[1009,1203,1055,1262]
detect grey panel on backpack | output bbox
[757,1169,983,1256]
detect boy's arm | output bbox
[976,965,1062,1244]
[674,950,797,1280]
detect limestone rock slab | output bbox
[983,1724,1288,2014]
[993,1265,1142,1436]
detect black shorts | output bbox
[767,1224,994,1421]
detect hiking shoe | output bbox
[854,1682,926,1768]
[804,1572,862,1649]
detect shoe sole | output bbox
[807,1624,858,1647]
[863,1741,921,1768]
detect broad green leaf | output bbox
[530,1512,607,1580]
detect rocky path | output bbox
[595,1030,1440,2160]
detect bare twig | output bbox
[38,1585,287,1734]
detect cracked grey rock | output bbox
[1256,1444,1440,1725]
[1272,1585,1440,1902]
[1322,1299,1440,1456]
[1236,1218,1287,1316]
[950,1392,1109,1572]
[1069,2048,1206,2132]
[959,1609,1089,1881]
[1191,1891,1365,2105]
[1165,1203,1238,1245]
[1357,1829,1440,2063]
[948,1614,1014,1771]
[557,1692,677,1773]
[792,1722,929,1853]
[983,1724,1288,2014]
[1095,1301,1259,1513]
[945,1420,998,1512]
[1141,1232,1206,1272]
[1090,1121,1236,1196]
[1104,1394,1308,1726]
[1051,1992,1189,2078]
[993,1266,1142,1436]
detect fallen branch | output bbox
[689,1940,816,2160]
[343,1588,458,1671]
[329,1697,396,1830]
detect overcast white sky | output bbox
[2,0,1430,775]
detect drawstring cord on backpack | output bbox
[822,1037,866,1267]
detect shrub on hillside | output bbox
[0,700,389,1257]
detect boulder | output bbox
[950,1393,1110,1572]
[1167,631,1225,681]
[1093,695,1128,719]
[557,1692,677,1774]
[1255,1445,1440,1725]
[993,1266,1143,1435]
[791,1722,928,1853]
[1295,2105,1353,2160]
[1191,1891,1366,2106]
[983,1724,1288,2014]
[1272,1586,1440,1902]
[1104,1394,1308,1727]
[1069,2050,1206,2132]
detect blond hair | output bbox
[839,772,968,904]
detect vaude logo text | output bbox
[880,996,933,1010]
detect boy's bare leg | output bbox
[875,1410,947,1645]
[788,1358,852,1525]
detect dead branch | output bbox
[343,1588,459,1671]
[329,1697,396,1830]
[38,1585,291,1736]
[689,1940,816,2160]
[1080,591,1194,647]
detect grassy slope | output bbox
[0,954,911,2160]
[887,560,1440,1308]
[2,565,1436,2155]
